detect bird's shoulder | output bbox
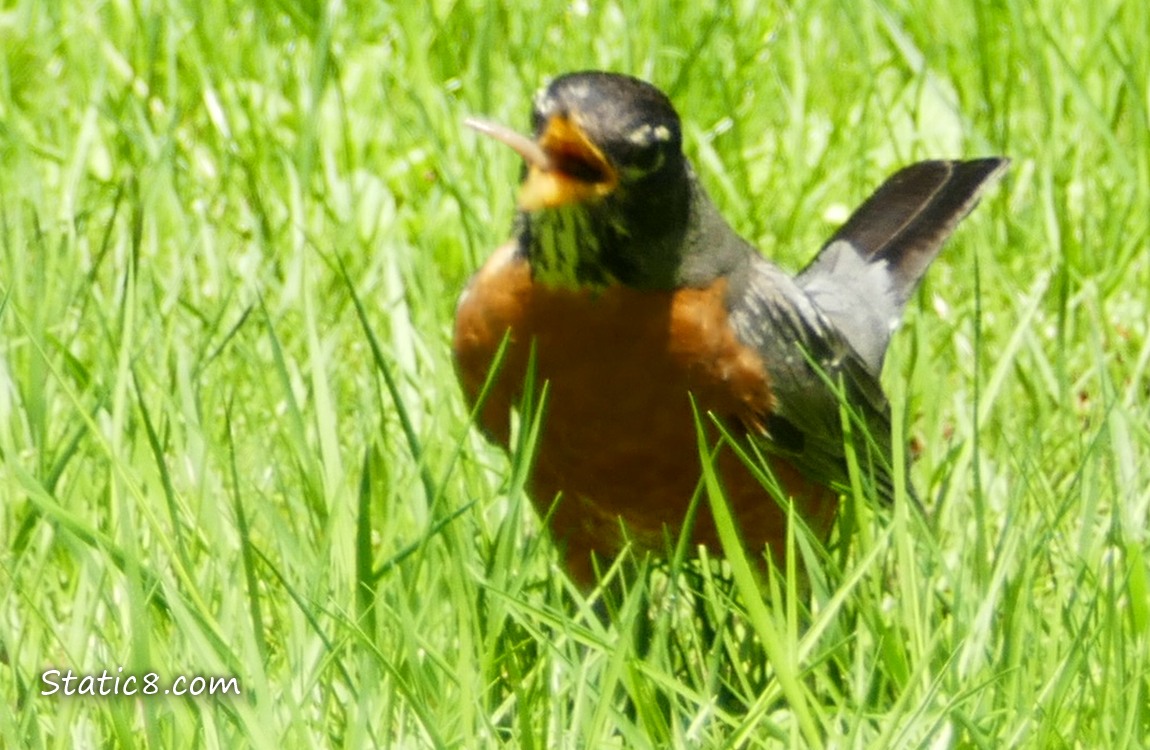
[720,255,899,501]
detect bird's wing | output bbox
[725,159,1007,503]
[727,260,901,504]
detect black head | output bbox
[529,71,685,190]
[467,71,695,290]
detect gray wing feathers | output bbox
[728,158,1006,504]
[729,264,899,502]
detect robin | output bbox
[454,71,1006,590]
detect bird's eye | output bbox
[619,144,666,178]
[613,119,678,175]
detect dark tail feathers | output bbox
[797,158,1008,374]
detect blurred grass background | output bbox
[1,0,1147,746]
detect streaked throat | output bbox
[522,203,622,290]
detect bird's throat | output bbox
[522,204,621,291]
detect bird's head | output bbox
[467,71,694,290]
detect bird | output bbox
[453,71,1007,590]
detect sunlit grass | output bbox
[2,0,1148,746]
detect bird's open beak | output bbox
[465,115,619,211]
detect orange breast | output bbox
[453,243,839,587]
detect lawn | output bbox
[2,0,1148,747]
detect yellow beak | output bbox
[466,114,618,211]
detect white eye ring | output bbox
[626,123,674,146]
[627,123,654,145]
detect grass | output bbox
[2,0,1148,746]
